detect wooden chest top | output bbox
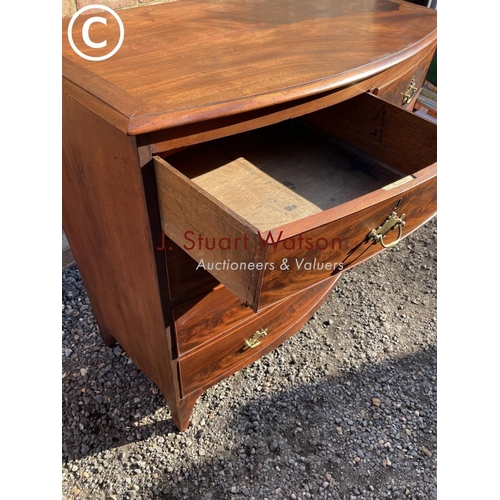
[62,0,436,135]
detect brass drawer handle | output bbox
[402,78,417,105]
[368,211,405,249]
[244,329,268,348]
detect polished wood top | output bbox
[62,0,436,135]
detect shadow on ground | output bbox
[63,340,436,499]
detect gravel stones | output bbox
[62,218,437,499]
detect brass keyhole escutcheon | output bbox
[244,329,268,348]
[402,78,417,105]
[368,211,406,249]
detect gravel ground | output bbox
[62,217,437,500]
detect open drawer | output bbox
[154,93,436,312]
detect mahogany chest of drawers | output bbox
[62,0,437,431]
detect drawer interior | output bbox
[154,93,436,311]
[159,93,435,232]
[162,123,402,232]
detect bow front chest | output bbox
[62,0,437,430]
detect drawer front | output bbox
[173,285,282,356]
[154,93,436,312]
[258,173,436,306]
[178,276,337,397]
[373,48,435,110]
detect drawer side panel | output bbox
[303,92,436,174]
[154,156,266,309]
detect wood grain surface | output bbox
[148,40,436,152]
[301,92,436,178]
[62,95,178,403]
[173,285,282,356]
[258,173,436,306]
[165,122,400,231]
[373,48,436,109]
[62,0,436,134]
[179,275,340,397]
[154,155,266,308]
[63,0,437,431]
[154,93,436,311]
